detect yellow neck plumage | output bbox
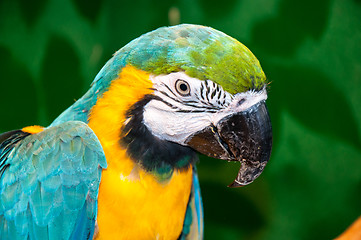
[88,65,193,240]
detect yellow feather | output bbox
[89,65,193,240]
[22,125,44,134]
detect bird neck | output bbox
[86,65,195,239]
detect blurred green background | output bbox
[0,0,360,239]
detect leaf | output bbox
[199,0,238,18]
[267,63,361,149]
[251,0,331,56]
[40,35,84,123]
[17,0,48,27]
[0,45,38,130]
[71,0,104,24]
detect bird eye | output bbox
[175,79,190,96]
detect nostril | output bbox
[237,98,246,107]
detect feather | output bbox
[0,121,106,239]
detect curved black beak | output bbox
[185,101,272,187]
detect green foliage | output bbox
[0,0,360,239]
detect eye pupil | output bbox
[180,83,188,91]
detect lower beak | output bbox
[185,101,272,187]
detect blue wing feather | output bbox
[0,121,106,240]
[179,168,204,240]
[192,170,204,238]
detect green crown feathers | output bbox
[95,24,267,95]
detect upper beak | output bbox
[185,101,272,187]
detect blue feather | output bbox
[0,121,106,239]
[179,169,204,240]
[69,200,95,240]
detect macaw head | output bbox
[88,24,272,187]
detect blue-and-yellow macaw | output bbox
[0,24,272,239]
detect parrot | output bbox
[0,24,272,240]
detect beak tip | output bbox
[227,179,248,188]
[227,182,241,188]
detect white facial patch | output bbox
[142,72,268,145]
[143,101,214,144]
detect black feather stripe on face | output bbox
[120,95,197,178]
